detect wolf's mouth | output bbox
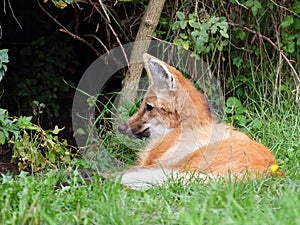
[118,124,150,139]
[132,127,150,139]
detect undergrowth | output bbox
[2,65,297,224]
[1,1,300,224]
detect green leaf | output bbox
[296,34,300,46]
[221,40,228,46]
[0,108,8,116]
[227,97,242,108]
[251,6,258,16]
[179,33,187,39]
[176,11,185,21]
[233,57,243,68]
[189,21,200,28]
[52,125,64,135]
[172,21,181,30]
[253,0,262,9]
[225,97,247,115]
[220,30,229,38]
[250,119,262,130]
[211,25,218,34]
[287,41,295,53]
[293,0,300,13]
[180,20,187,29]
[75,128,86,135]
[0,130,6,145]
[245,0,254,8]
[0,70,4,82]
[0,49,9,63]
[218,20,228,30]
[17,116,33,129]
[191,30,200,38]
[245,0,262,16]
[2,64,7,72]
[232,115,248,126]
[282,16,294,28]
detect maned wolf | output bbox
[115,53,279,190]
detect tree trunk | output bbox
[119,0,166,104]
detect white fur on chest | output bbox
[153,123,230,166]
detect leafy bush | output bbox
[166,0,300,106]
[8,36,77,125]
[0,108,73,172]
[172,11,229,56]
[0,49,9,82]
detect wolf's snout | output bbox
[118,123,128,134]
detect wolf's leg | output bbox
[113,167,218,190]
[111,167,176,190]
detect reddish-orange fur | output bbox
[116,54,280,189]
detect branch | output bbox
[82,34,109,53]
[293,83,300,108]
[5,0,23,29]
[270,0,300,19]
[90,0,129,65]
[37,0,101,56]
[228,22,300,84]
[235,0,248,10]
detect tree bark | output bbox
[119,0,166,104]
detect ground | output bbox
[0,148,19,174]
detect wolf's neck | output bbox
[139,122,227,167]
[176,89,217,125]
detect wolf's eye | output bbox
[145,103,154,112]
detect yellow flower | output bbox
[270,164,279,174]
[55,1,67,9]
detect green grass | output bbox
[1,94,300,225]
[1,170,299,224]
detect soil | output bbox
[0,147,19,174]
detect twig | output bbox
[90,0,129,66]
[271,14,282,98]
[7,0,23,29]
[3,0,6,14]
[227,39,252,52]
[59,29,101,56]
[98,0,111,23]
[297,83,300,107]
[37,0,101,56]
[270,0,300,19]
[292,83,300,108]
[147,35,171,44]
[235,0,248,10]
[82,34,110,53]
[228,22,300,84]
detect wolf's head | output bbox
[118,54,216,139]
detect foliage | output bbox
[0,161,299,224]
[0,108,73,172]
[0,2,299,224]
[51,0,77,9]
[0,49,9,82]
[75,94,145,172]
[13,36,76,124]
[172,11,229,56]
[225,97,249,127]
[1,77,299,223]
[164,0,300,106]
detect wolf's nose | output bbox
[118,124,128,134]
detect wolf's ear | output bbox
[143,53,176,90]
